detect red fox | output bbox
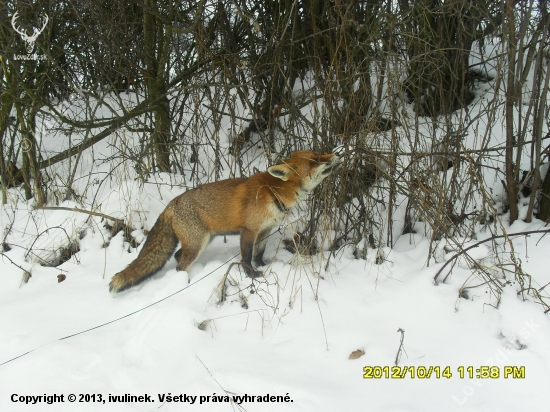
[109,149,343,294]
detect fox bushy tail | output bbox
[109,206,178,294]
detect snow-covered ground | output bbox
[2,72,550,411]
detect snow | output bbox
[2,222,549,411]
[2,69,550,412]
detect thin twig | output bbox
[35,206,125,225]
[0,252,32,282]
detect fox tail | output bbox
[109,206,178,294]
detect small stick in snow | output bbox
[395,328,406,366]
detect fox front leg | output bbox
[252,227,273,267]
[240,228,263,278]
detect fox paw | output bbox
[253,258,266,267]
[242,263,263,278]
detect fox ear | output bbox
[268,164,292,181]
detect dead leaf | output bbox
[348,349,365,360]
[57,274,66,283]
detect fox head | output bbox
[267,148,343,192]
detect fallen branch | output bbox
[38,124,121,170]
[433,229,550,283]
[35,206,125,225]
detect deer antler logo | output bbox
[11,11,49,54]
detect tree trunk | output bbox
[143,0,171,173]
[504,0,519,223]
[0,88,13,204]
[539,165,550,222]
[15,101,45,205]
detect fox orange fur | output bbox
[109,149,343,294]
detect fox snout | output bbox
[322,158,342,175]
[323,144,349,175]
[322,146,346,174]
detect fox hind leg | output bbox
[174,231,209,282]
[175,236,209,270]
[174,248,182,262]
